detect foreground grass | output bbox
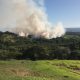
[0,60,80,80]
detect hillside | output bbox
[66,28,80,35]
[0,31,80,60]
[0,31,80,80]
[0,60,80,80]
[66,28,80,32]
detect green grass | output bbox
[0,60,80,80]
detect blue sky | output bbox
[45,0,80,28]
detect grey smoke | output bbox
[0,0,65,39]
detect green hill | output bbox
[0,31,80,60]
[0,60,80,80]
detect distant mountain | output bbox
[66,28,80,32]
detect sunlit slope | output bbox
[0,60,80,80]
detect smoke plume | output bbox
[0,0,65,39]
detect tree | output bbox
[69,50,80,60]
[22,46,48,60]
[53,47,71,59]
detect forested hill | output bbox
[66,28,80,35]
[66,28,80,32]
[0,31,80,60]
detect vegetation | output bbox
[0,31,80,80]
[0,60,80,80]
[0,31,80,60]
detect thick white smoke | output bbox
[0,0,65,39]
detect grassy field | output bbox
[0,60,80,80]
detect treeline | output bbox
[0,31,80,60]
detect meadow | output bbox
[0,60,80,80]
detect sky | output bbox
[0,0,80,30]
[45,0,80,28]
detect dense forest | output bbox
[0,31,80,60]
